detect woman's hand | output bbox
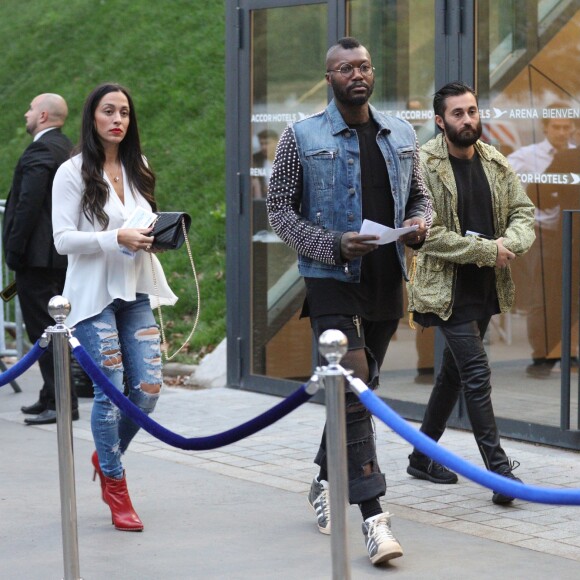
[117,227,154,252]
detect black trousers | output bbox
[15,268,77,411]
[311,314,399,504]
[414,318,509,473]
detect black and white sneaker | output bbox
[307,477,331,535]
[362,512,403,565]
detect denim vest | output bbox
[292,100,417,282]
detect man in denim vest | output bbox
[267,37,432,566]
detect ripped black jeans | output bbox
[311,314,399,504]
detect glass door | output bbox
[227,0,580,447]
[476,0,580,430]
[228,0,442,396]
[249,0,438,385]
[346,0,439,403]
[249,3,328,381]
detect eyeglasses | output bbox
[326,63,375,78]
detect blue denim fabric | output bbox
[292,100,418,282]
[73,293,161,479]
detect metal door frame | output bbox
[225,0,580,449]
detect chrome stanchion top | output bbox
[48,295,71,324]
[318,329,348,366]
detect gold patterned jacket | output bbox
[407,133,536,321]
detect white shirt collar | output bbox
[33,127,57,142]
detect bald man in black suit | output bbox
[3,93,78,424]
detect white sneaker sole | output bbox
[307,498,331,535]
[370,544,403,565]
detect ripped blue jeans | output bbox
[73,294,162,479]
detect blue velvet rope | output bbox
[72,343,313,450]
[0,341,47,387]
[358,387,580,505]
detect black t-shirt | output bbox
[303,119,403,321]
[415,151,499,327]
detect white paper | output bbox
[119,207,157,258]
[359,219,419,245]
[465,230,494,240]
[123,206,157,229]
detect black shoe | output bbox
[407,453,458,484]
[526,358,556,378]
[21,401,46,415]
[414,369,434,384]
[24,409,79,425]
[492,460,522,505]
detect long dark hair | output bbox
[77,83,156,228]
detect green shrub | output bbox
[0,0,227,362]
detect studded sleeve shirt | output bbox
[266,126,340,265]
[267,124,432,269]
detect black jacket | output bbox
[3,128,73,270]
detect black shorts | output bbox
[310,314,399,388]
[310,314,365,351]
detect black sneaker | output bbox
[526,358,556,378]
[407,454,458,484]
[492,460,522,505]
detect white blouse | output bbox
[52,153,178,328]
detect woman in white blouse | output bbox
[53,83,177,532]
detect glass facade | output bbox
[476,0,580,428]
[250,5,327,380]
[228,0,580,446]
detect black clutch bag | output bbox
[148,211,200,360]
[151,212,192,250]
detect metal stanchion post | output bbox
[317,330,351,580]
[46,296,82,580]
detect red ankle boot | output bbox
[103,472,144,532]
[91,451,107,504]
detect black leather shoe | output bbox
[24,409,79,425]
[21,401,46,415]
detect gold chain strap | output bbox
[150,218,200,360]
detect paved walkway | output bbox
[1,362,580,579]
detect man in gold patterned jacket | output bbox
[406,81,535,505]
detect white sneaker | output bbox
[362,512,403,565]
[307,477,330,535]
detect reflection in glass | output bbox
[539,0,573,23]
[347,0,437,397]
[489,0,517,72]
[250,6,327,379]
[477,2,580,427]
[348,0,436,144]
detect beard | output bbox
[444,118,482,147]
[332,78,375,107]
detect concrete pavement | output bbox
[1,362,580,579]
